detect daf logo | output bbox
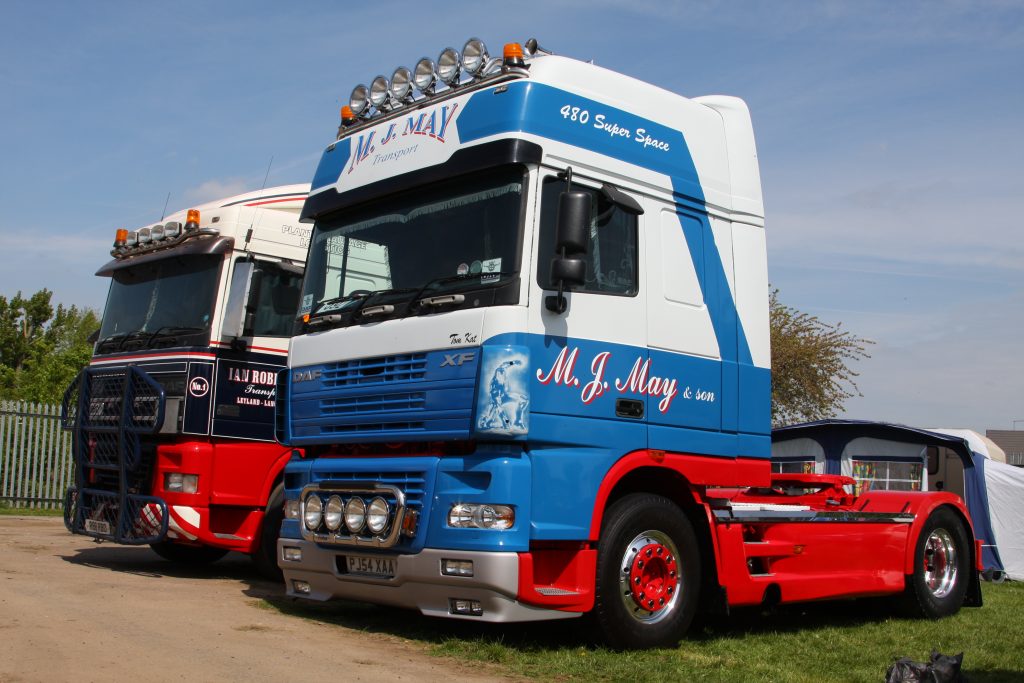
[440,352,475,367]
[293,369,322,383]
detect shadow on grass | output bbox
[245,590,918,653]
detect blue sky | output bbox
[1,1,1021,431]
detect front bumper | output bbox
[278,538,578,623]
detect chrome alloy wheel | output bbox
[923,527,959,599]
[618,530,682,624]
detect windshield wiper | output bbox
[146,326,205,347]
[411,271,514,309]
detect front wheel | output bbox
[593,493,701,649]
[252,483,285,581]
[903,506,970,618]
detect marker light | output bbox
[390,66,413,103]
[340,105,357,125]
[503,42,525,68]
[113,228,128,248]
[349,84,370,116]
[150,224,165,241]
[185,209,200,231]
[413,57,436,93]
[163,221,182,239]
[461,38,488,76]
[437,47,461,85]
[137,227,152,245]
[369,75,390,110]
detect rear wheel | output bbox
[903,507,970,618]
[252,483,285,581]
[594,493,701,649]
[150,541,228,565]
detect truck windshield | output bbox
[98,254,221,344]
[300,165,524,319]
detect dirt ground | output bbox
[0,516,513,682]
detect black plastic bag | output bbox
[885,651,965,683]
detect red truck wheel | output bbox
[594,493,700,649]
[904,507,970,618]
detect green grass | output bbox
[0,503,63,516]
[261,582,1024,682]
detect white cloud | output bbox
[182,178,253,205]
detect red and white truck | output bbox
[63,185,309,577]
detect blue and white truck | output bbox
[274,39,980,648]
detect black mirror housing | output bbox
[555,191,591,254]
[550,257,586,286]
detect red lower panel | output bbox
[517,544,596,612]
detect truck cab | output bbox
[64,185,308,577]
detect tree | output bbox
[0,289,99,404]
[770,288,873,426]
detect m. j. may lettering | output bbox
[347,103,459,174]
[536,347,705,413]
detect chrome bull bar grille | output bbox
[299,482,417,548]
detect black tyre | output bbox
[150,541,228,565]
[594,493,701,649]
[903,506,970,618]
[252,483,285,581]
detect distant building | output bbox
[987,430,1024,467]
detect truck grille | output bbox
[321,354,427,387]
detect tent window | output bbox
[926,446,940,475]
[851,459,923,495]
[772,460,817,475]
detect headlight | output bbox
[137,227,152,245]
[389,66,412,103]
[437,47,460,85]
[284,499,300,520]
[324,495,344,531]
[369,75,390,110]
[150,224,165,241]
[461,38,488,76]
[448,503,514,530]
[349,84,369,117]
[365,496,389,534]
[303,495,323,530]
[164,473,198,494]
[413,57,436,93]
[344,497,366,534]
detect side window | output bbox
[537,176,638,295]
[244,261,303,337]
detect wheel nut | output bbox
[634,577,641,585]
[659,598,665,605]
[647,599,654,608]
[638,560,644,569]
[646,548,653,557]
[668,587,674,594]
[656,547,663,555]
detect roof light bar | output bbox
[334,38,543,135]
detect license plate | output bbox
[346,555,396,578]
[85,519,111,535]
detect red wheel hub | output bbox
[628,542,677,612]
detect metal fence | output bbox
[0,401,73,509]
